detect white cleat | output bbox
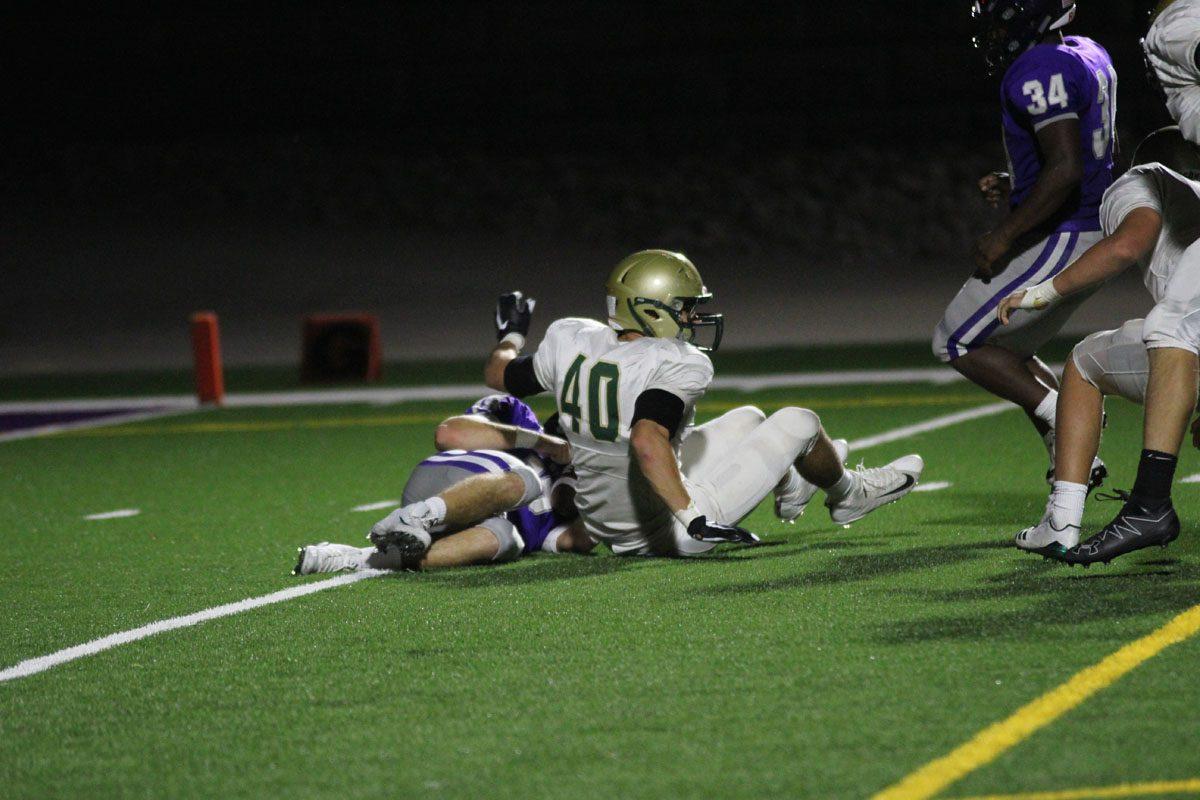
[775,438,850,523]
[826,454,924,525]
[1014,498,1080,557]
[367,504,434,558]
[293,542,364,575]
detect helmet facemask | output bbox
[624,293,724,352]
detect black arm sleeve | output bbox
[631,389,686,438]
[503,355,546,398]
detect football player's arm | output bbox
[977,119,1083,276]
[544,519,598,554]
[483,291,547,396]
[630,416,692,513]
[998,207,1162,324]
[629,389,757,544]
[434,414,570,464]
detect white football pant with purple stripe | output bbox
[932,229,1103,363]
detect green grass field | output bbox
[2,374,1199,799]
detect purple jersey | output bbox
[1001,36,1117,232]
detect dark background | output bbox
[2,2,1167,374]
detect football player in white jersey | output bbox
[473,249,924,557]
[999,127,1200,565]
[1143,0,1200,145]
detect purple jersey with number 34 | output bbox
[1001,35,1117,232]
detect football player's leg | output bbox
[370,465,540,554]
[679,405,841,523]
[369,518,524,570]
[685,407,921,530]
[933,231,1101,461]
[679,405,767,476]
[1015,356,1104,555]
[300,514,528,573]
[1063,303,1197,565]
[684,407,823,528]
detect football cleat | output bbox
[1014,497,1080,558]
[293,542,363,575]
[368,505,434,558]
[775,439,850,523]
[826,454,924,526]
[1057,490,1181,566]
[1045,456,1108,495]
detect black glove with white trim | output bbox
[686,514,761,545]
[495,291,536,341]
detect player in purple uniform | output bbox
[293,393,595,574]
[933,0,1117,484]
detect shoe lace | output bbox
[852,462,902,492]
[1094,488,1132,504]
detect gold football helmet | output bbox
[604,249,723,351]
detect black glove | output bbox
[687,514,761,545]
[495,291,536,341]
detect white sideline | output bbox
[0,407,195,444]
[0,570,387,684]
[0,366,973,417]
[0,400,1018,684]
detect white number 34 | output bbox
[1022,73,1069,114]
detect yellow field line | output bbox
[950,777,1200,800]
[58,393,988,438]
[871,603,1200,800]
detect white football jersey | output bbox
[531,317,714,553]
[1100,163,1200,302]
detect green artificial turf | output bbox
[1,380,1198,799]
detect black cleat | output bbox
[1056,490,1180,567]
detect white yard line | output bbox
[84,509,141,520]
[847,402,1013,452]
[351,500,402,512]
[913,481,952,493]
[1180,473,1200,484]
[0,570,387,684]
[0,400,1018,684]
[0,366,979,417]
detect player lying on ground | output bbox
[294,394,596,574]
[998,127,1200,565]
[1143,0,1200,145]
[933,0,1115,488]
[373,249,922,559]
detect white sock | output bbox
[824,469,857,502]
[1035,391,1058,456]
[408,496,447,528]
[1049,480,1087,531]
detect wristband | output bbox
[1021,279,1061,310]
[513,427,540,449]
[673,504,702,529]
[500,332,526,350]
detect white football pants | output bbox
[645,405,822,556]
